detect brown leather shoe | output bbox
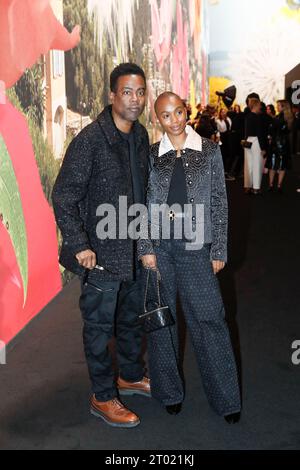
[90,395,140,428]
[117,376,151,397]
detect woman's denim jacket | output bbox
[138,127,228,263]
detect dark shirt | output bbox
[167,157,188,209]
[195,114,216,139]
[166,156,188,240]
[245,112,267,151]
[231,112,245,134]
[119,130,144,204]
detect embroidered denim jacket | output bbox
[138,127,228,262]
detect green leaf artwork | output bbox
[0,134,28,306]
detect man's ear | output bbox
[109,91,115,104]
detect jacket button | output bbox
[190,198,194,203]
[188,181,192,185]
[192,216,196,221]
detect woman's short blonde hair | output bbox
[249,98,261,111]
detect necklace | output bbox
[176,147,183,158]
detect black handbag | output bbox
[241,139,253,149]
[138,268,174,333]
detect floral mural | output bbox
[0,0,208,345]
[85,0,208,139]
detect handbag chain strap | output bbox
[144,268,161,313]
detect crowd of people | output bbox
[184,94,300,194]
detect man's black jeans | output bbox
[79,269,144,402]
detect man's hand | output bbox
[261,150,266,157]
[212,260,225,275]
[141,254,157,270]
[76,249,97,270]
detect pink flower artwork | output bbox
[150,0,173,71]
[189,0,202,64]
[171,1,190,99]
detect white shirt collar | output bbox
[158,125,202,157]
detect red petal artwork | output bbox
[0,0,80,88]
[0,0,80,344]
[0,100,62,345]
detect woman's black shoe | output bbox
[224,412,241,424]
[166,403,182,415]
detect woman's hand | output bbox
[212,260,225,275]
[141,255,157,270]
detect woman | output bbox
[229,104,245,178]
[195,111,217,141]
[260,102,274,175]
[266,104,276,118]
[244,98,267,194]
[138,92,241,423]
[266,100,293,193]
[215,108,234,180]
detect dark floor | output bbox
[1,161,300,450]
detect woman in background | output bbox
[244,98,267,194]
[215,109,234,180]
[266,100,293,193]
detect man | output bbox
[52,63,150,428]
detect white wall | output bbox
[208,0,300,104]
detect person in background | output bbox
[266,104,276,118]
[190,102,203,129]
[244,92,260,115]
[260,102,274,174]
[228,104,245,178]
[266,99,293,193]
[203,104,220,144]
[292,104,300,157]
[215,108,235,181]
[244,98,267,194]
[234,104,242,114]
[195,111,217,141]
[195,102,203,120]
[183,100,193,124]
